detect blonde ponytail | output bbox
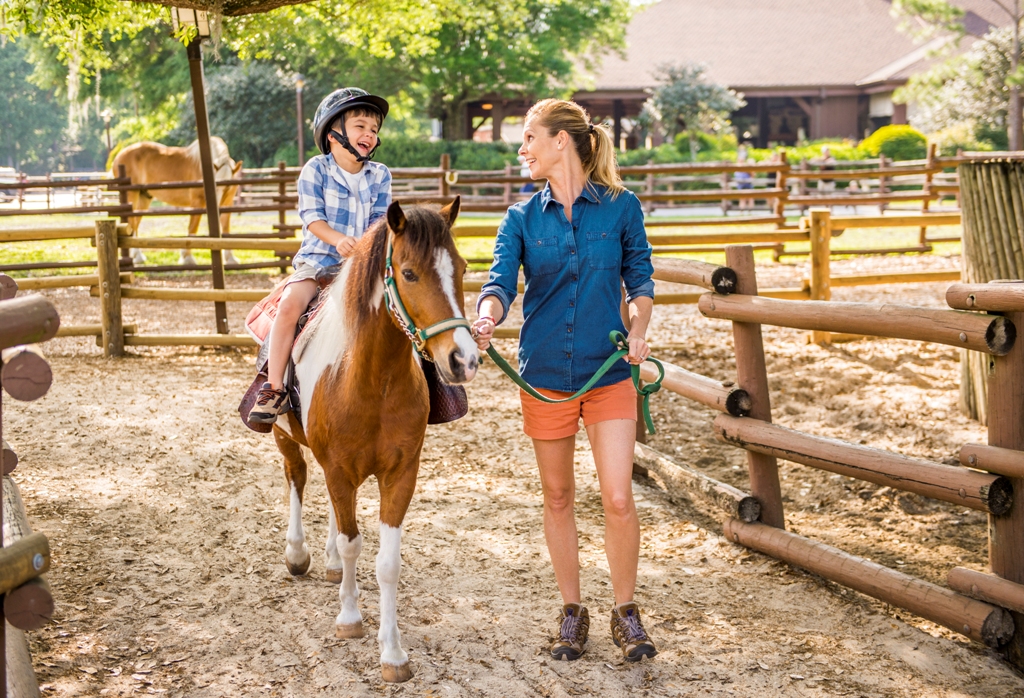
[526,98,626,198]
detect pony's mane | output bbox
[346,206,454,331]
[184,137,232,173]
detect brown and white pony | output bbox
[111,138,243,265]
[272,198,479,683]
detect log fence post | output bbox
[503,162,513,206]
[440,154,451,198]
[986,301,1024,669]
[115,164,133,268]
[774,152,789,224]
[878,154,889,214]
[276,161,291,274]
[921,142,937,244]
[723,245,785,528]
[808,208,832,344]
[644,165,655,215]
[96,219,124,357]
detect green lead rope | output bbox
[485,330,665,434]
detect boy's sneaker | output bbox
[551,603,589,661]
[610,602,657,662]
[248,383,290,424]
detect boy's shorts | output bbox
[284,260,320,288]
[520,378,636,440]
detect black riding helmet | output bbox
[312,87,390,163]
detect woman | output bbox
[472,99,657,662]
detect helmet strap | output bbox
[329,124,379,163]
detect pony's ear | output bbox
[387,201,407,235]
[439,195,461,228]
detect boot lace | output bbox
[616,612,648,643]
[559,612,582,642]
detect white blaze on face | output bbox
[433,247,478,361]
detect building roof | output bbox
[587,0,1004,92]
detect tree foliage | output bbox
[0,40,67,170]
[643,63,745,159]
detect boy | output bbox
[248,87,391,424]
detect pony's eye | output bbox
[402,269,418,282]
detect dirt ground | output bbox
[5,249,1024,697]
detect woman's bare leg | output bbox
[532,435,581,604]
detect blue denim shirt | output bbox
[479,182,655,392]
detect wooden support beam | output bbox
[96,219,123,357]
[0,296,60,351]
[124,334,256,347]
[824,213,961,229]
[648,231,808,246]
[0,345,51,402]
[117,236,300,253]
[714,414,1012,515]
[697,294,1015,356]
[3,476,53,631]
[1,440,16,475]
[634,443,761,522]
[725,245,785,529]
[960,443,1024,479]
[986,306,1024,667]
[651,258,737,294]
[808,209,831,344]
[56,323,137,338]
[947,282,1024,313]
[949,567,1024,615]
[12,273,131,291]
[0,532,50,596]
[723,519,1014,648]
[639,361,750,417]
[828,270,960,287]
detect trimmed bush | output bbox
[375,138,520,170]
[860,125,927,161]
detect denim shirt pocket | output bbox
[586,231,622,270]
[524,236,561,276]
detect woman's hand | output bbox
[471,316,496,351]
[625,333,650,365]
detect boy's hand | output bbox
[335,235,357,257]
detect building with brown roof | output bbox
[468,0,1004,148]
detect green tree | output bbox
[0,40,67,171]
[892,0,1024,149]
[644,63,745,160]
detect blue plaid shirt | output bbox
[294,154,392,268]
[480,182,655,392]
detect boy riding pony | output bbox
[249,87,392,424]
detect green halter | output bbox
[383,237,472,355]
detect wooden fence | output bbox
[0,275,59,696]
[628,246,1024,666]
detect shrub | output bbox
[860,125,927,160]
[375,138,520,170]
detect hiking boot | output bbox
[610,602,657,662]
[551,603,589,661]
[248,382,290,424]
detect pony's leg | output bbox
[221,209,239,265]
[324,497,344,584]
[330,481,365,638]
[273,428,311,576]
[181,215,199,266]
[128,192,148,265]
[376,468,418,683]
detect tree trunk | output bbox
[957,160,1024,422]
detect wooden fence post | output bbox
[115,164,133,268]
[440,153,451,198]
[920,142,937,244]
[809,208,832,345]
[878,154,890,214]
[276,161,290,274]
[644,164,655,215]
[96,219,124,357]
[986,303,1024,669]
[774,152,789,225]
[503,162,513,206]
[724,245,785,528]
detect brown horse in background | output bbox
[272,198,479,683]
[112,138,243,265]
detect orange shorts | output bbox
[520,379,637,440]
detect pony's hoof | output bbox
[325,567,343,584]
[131,250,147,265]
[285,554,311,577]
[181,255,197,267]
[381,662,414,683]
[335,621,365,639]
